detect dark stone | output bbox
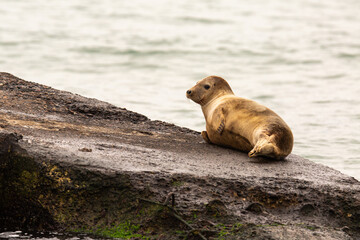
[300,204,316,216]
[246,202,264,214]
[205,199,228,217]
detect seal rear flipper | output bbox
[248,141,276,158]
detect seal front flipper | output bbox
[201,131,212,144]
[215,109,226,135]
[216,119,225,135]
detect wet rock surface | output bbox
[0,72,359,239]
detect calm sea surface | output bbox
[1,0,359,180]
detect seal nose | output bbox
[186,90,192,95]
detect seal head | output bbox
[186,76,233,106]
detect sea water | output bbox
[1,0,359,180]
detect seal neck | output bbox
[201,92,234,121]
[202,91,233,108]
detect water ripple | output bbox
[177,16,230,24]
[337,53,360,59]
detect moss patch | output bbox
[171,179,184,187]
[72,221,147,239]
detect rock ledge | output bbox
[0,72,359,239]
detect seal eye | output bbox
[204,84,210,90]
